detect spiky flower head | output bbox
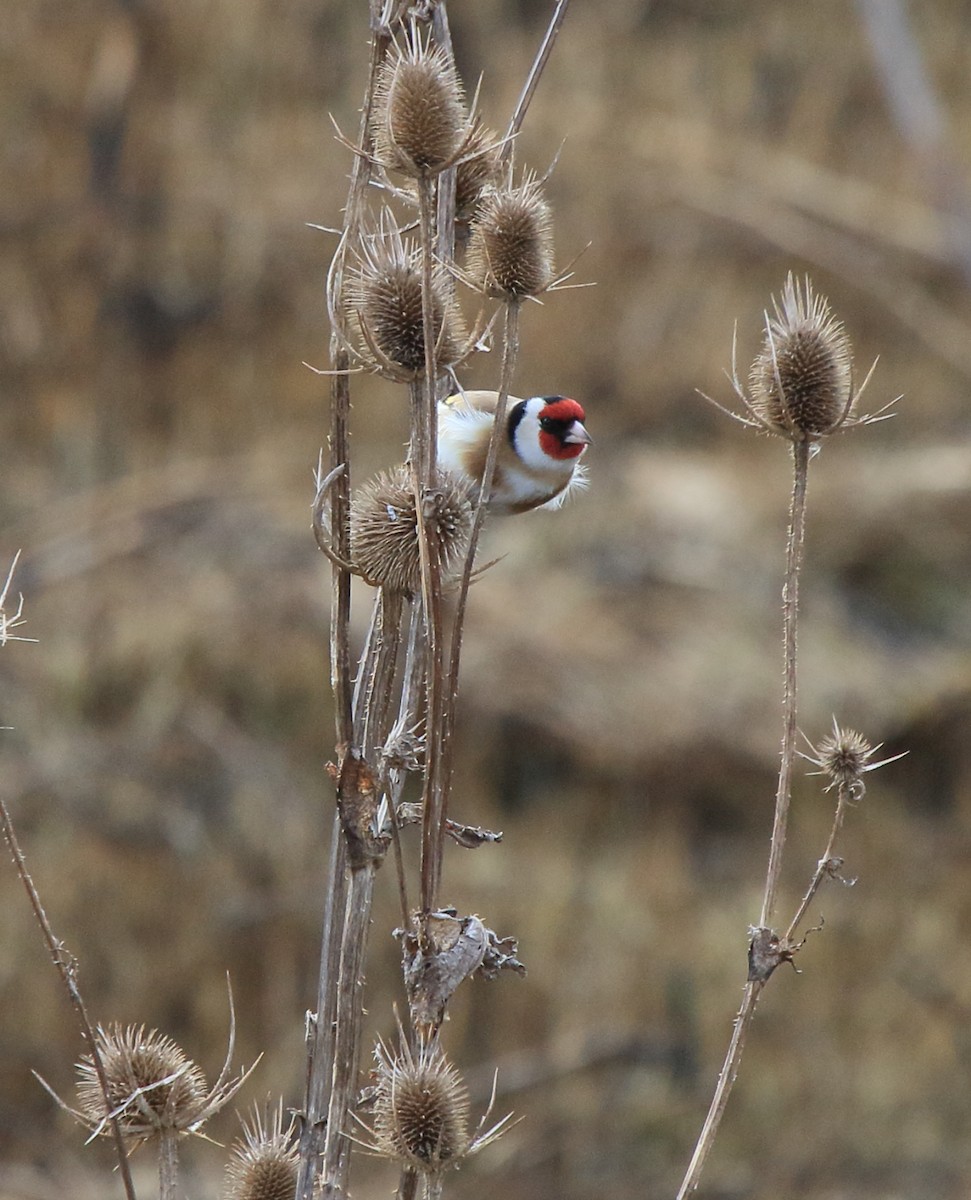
[466,175,555,299]
[748,274,854,439]
[75,1024,210,1143]
[350,465,474,595]
[345,224,465,381]
[371,1036,472,1172]
[803,719,907,795]
[374,30,467,177]
[223,1102,298,1200]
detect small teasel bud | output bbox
[466,174,555,299]
[223,1102,298,1200]
[76,1024,209,1142]
[371,1036,472,1171]
[374,30,467,176]
[350,465,474,595]
[748,273,854,439]
[346,227,465,380]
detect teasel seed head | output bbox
[75,1024,209,1143]
[345,227,465,380]
[466,174,555,299]
[350,465,474,595]
[803,719,907,796]
[223,1101,298,1200]
[748,273,854,439]
[374,31,467,177]
[371,1036,472,1171]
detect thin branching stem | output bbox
[503,0,572,162]
[676,436,813,1198]
[785,780,852,943]
[440,300,521,825]
[0,797,139,1200]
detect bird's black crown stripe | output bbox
[507,399,528,444]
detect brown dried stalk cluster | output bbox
[299,7,575,1200]
[677,278,903,1199]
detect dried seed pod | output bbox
[374,33,467,176]
[345,229,465,380]
[224,1102,298,1200]
[371,1036,472,1171]
[466,175,555,299]
[350,465,474,595]
[748,274,854,439]
[76,1024,209,1143]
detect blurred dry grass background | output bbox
[2,1,971,1196]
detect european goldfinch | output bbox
[437,391,591,515]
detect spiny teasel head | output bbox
[69,1015,256,1148]
[803,719,906,796]
[466,174,555,299]
[75,1025,210,1142]
[748,273,854,439]
[373,29,467,177]
[371,1035,472,1172]
[223,1101,298,1200]
[344,225,466,380]
[350,465,474,595]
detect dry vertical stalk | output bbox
[679,276,898,1198]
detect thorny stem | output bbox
[298,13,393,1198]
[415,172,449,916]
[784,779,853,943]
[0,797,139,1200]
[675,983,764,1200]
[158,1131,179,1200]
[760,438,811,929]
[676,437,812,1199]
[320,866,379,1198]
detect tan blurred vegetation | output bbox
[2,0,971,1196]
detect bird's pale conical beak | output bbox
[564,421,592,446]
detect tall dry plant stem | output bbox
[441,299,521,798]
[760,437,810,928]
[296,13,393,1197]
[158,1131,178,1200]
[415,172,449,916]
[676,439,811,1200]
[0,797,139,1200]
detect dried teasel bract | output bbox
[708,273,891,442]
[350,464,474,595]
[802,719,907,796]
[343,223,466,381]
[69,1022,254,1146]
[223,1101,298,1200]
[367,1033,513,1177]
[454,120,502,224]
[467,174,555,300]
[373,28,468,177]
